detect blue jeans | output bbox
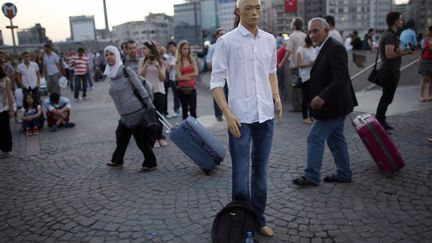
[229,119,273,227]
[304,116,352,185]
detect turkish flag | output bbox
[284,0,297,13]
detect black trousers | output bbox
[153,92,166,139]
[178,89,197,120]
[0,111,12,153]
[111,121,156,167]
[301,81,310,119]
[376,69,400,122]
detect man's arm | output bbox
[269,73,282,120]
[385,44,414,59]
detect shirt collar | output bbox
[238,23,260,38]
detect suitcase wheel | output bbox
[202,169,211,176]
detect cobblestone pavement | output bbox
[0,73,431,243]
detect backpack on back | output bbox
[211,199,258,243]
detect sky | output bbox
[0,0,185,45]
[0,0,410,46]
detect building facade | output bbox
[17,23,50,45]
[174,1,202,46]
[406,0,432,36]
[69,16,96,41]
[144,13,174,46]
[217,0,236,32]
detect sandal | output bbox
[139,165,157,172]
[292,176,317,186]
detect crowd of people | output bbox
[0,0,431,238]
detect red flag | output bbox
[284,0,297,13]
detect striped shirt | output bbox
[70,54,89,75]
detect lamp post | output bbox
[2,2,18,57]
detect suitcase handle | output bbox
[156,110,174,133]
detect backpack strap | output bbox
[123,66,149,109]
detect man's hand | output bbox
[310,96,325,110]
[224,109,241,138]
[274,96,282,120]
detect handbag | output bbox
[122,67,160,130]
[289,68,302,88]
[368,49,382,86]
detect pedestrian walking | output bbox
[165,41,181,118]
[16,51,41,104]
[70,48,89,101]
[210,0,282,237]
[376,12,415,130]
[292,17,358,187]
[104,45,158,172]
[43,43,65,95]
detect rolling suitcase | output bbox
[352,113,405,175]
[157,112,225,175]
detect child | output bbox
[20,93,43,136]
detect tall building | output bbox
[112,21,145,45]
[144,13,174,46]
[407,0,432,35]
[302,0,326,23]
[266,0,298,36]
[217,0,236,32]
[174,1,202,46]
[111,13,173,46]
[201,0,218,35]
[69,16,96,41]
[17,23,50,45]
[326,0,392,36]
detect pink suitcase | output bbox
[352,113,405,175]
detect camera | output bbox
[148,55,155,61]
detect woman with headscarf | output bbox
[104,45,158,172]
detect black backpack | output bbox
[211,199,258,243]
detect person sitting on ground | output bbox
[43,92,75,132]
[20,93,44,136]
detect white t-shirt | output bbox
[286,30,307,68]
[297,46,317,83]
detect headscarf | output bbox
[103,45,123,79]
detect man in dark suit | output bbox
[293,17,358,186]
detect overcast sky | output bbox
[0,0,410,46]
[0,0,185,45]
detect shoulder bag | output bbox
[121,67,160,130]
[368,49,382,86]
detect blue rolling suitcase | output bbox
[157,113,225,175]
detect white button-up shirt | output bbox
[17,62,39,89]
[210,24,277,124]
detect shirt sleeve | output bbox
[210,38,228,90]
[269,40,277,74]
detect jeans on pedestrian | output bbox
[74,74,88,99]
[164,80,180,114]
[68,70,75,92]
[229,119,274,227]
[376,69,400,122]
[301,81,310,119]
[304,116,352,185]
[47,73,61,95]
[86,72,94,89]
[22,116,43,129]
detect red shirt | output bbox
[422,38,432,60]
[277,47,287,67]
[178,65,196,89]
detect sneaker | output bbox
[166,111,180,118]
[82,96,88,100]
[158,139,168,147]
[74,98,79,102]
[50,124,59,132]
[153,140,160,148]
[26,128,33,136]
[32,127,39,135]
[63,122,75,128]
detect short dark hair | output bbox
[324,15,335,27]
[292,17,304,31]
[49,92,60,103]
[127,39,136,45]
[120,42,128,50]
[21,51,30,56]
[44,43,52,49]
[167,41,177,48]
[305,35,313,46]
[405,19,415,29]
[215,28,225,36]
[77,47,84,53]
[386,11,401,27]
